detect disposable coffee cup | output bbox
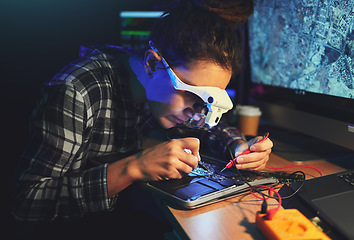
[237,105,262,136]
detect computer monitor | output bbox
[119,11,164,50]
[247,0,354,152]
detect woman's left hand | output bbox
[233,136,273,171]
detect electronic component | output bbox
[261,171,305,184]
[256,209,331,240]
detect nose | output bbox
[181,91,207,122]
[182,100,205,117]
[182,107,194,119]
[185,103,208,127]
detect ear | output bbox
[144,49,162,76]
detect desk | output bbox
[158,153,346,240]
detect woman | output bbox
[12,0,272,237]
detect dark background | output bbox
[1,0,171,227]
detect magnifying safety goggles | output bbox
[149,41,233,127]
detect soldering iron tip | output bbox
[220,167,226,173]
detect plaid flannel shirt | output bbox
[11,45,245,224]
[12,45,155,223]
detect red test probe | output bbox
[220,132,269,172]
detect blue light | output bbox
[226,88,236,99]
[119,11,164,18]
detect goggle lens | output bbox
[187,106,209,127]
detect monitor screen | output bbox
[247,0,354,151]
[119,11,164,50]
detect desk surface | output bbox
[160,153,346,240]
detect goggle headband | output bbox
[149,41,233,127]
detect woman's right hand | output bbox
[107,137,200,197]
[132,137,200,181]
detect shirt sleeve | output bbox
[207,122,246,158]
[12,83,112,223]
[173,122,246,160]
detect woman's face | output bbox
[145,60,232,129]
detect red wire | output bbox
[248,164,322,220]
[250,185,282,219]
[265,164,323,176]
[248,164,321,220]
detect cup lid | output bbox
[237,105,262,116]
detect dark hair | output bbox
[150,0,254,74]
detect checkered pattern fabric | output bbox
[11,45,245,224]
[11,45,154,222]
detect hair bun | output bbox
[192,0,254,22]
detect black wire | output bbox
[165,126,306,201]
[279,171,306,199]
[226,142,259,188]
[226,143,306,201]
[247,171,306,200]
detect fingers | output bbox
[161,138,200,178]
[234,141,249,156]
[235,137,273,171]
[237,148,272,170]
[178,137,201,161]
[235,149,271,171]
[172,137,200,167]
[250,138,273,152]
